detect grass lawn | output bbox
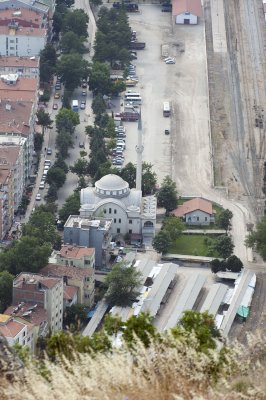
[169,234,212,256]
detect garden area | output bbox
[169,234,216,257]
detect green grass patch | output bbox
[169,234,218,257]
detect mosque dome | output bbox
[95,174,130,198]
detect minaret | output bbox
[135,109,143,191]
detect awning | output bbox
[237,306,249,318]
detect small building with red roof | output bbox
[172,0,202,25]
[172,197,215,226]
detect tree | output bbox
[142,163,157,195]
[45,183,58,203]
[226,255,243,273]
[0,237,51,275]
[245,216,266,260]
[0,271,14,312]
[172,310,221,353]
[46,167,66,189]
[23,209,59,246]
[217,209,233,232]
[88,61,111,94]
[60,31,85,54]
[152,230,171,254]
[105,263,142,307]
[213,235,234,259]
[157,176,178,212]
[62,9,89,38]
[57,53,89,91]
[56,130,73,159]
[162,216,185,241]
[70,158,88,177]
[123,313,158,348]
[64,304,87,330]
[36,110,53,135]
[210,258,226,274]
[91,94,106,116]
[40,44,57,83]
[53,157,69,174]
[56,108,80,133]
[34,133,43,152]
[119,162,136,188]
[90,0,102,6]
[59,192,80,224]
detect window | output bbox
[197,217,199,221]
[205,217,208,221]
[104,209,106,214]
[114,209,117,214]
[109,208,111,214]
[9,47,15,50]
[85,260,90,265]
[70,261,73,266]
[23,331,26,336]
[129,229,132,234]
[129,219,132,224]
[119,218,121,223]
[114,218,116,223]
[117,228,120,233]
[10,39,14,43]
[23,340,25,346]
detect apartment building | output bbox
[0,145,24,211]
[12,273,64,332]
[0,313,33,349]
[56,245,96,269]
[0,164,14,240]
[0,0,50,17]
[0,74,38,180]
[64,217,113,269]
[0,56,39,78]
[41,263,95,308]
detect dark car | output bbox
[165,129,170,135]
[79,142,85,148]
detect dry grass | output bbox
[1,332,266,400]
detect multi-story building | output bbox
[0,75,38,180]
[56,245,95,270]
[0,0,50,17]
[0,145,24,212]
[0,314,33,349]
[0,22,47,57]
[64,217,113,269]
[12,273,63,333]
[0,164,14,240]
[0,56,39,79]
[41,263,95,308]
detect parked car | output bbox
[165,58,176,64]
[79,142,85,148]
[54,92,60,99]
[47,148,52,155]
[44,165,50,172]
[55,84,61,90]
[80,100,86,110]
[44,160,51,166]
[165,129,170,135]
[36,193,41,201]
[39,181,45,190]
[53,103,58,110]
[82,90,87,96]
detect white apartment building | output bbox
[0,314,33,349]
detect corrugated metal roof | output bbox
[200,283,228,316]
[164,273,206,330]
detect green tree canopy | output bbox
[59,192,80,224]
[22,209,59,246]
[91,93,107,116]
[0,237,51,275]
[46,183,58,203]
[213,235,234,259]
[56,130,73,159]
[142,163,157,195]
[57,53,89,91]
[226,255,243,273]
[217,209,233,232]
[60,31,86,54]
[70,158,89,177]
[0,271,14,313]
[162,216,185,241]
[64,304,88,331]
[245,216,266,260]
[88,61,111,95]
[56,107,80,133]
[36,110,53,135]
[46,167,66,189]
[105,263,142,307]
[119,162,136,188]
[210,258,226,274]
[40,44,57,83]
[62,9,89,37]
[157,176,178,212]
[152,230,171,254]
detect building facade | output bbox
[0,314,32,348]
[0,56,39,78]
[64,217,112,268]
[80,174,156,244]
[172,0,202,25]
[0,165,14,239]
[12,273,64,332]
[172,198,215,226]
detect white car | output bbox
[165,58,176,64]
[44,160,51,167]
[36,193,41,201]
[39,181,45,190]
[44,165,50,172]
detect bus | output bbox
[125,96,142,105]
[163,101,170,117]
[72,100,79,112]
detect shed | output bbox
[172,0,202,25]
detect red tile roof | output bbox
[0,318,26,338]
[41,264,94,280]
[0,146,20,166]
[64,285,78,300]
[172,0,202,17]
[0,56,39,69]
[59,245,95,259]
[0,77,38,92]
[14,273,62,290]
[4,303,48,326]
[173,198,213,217]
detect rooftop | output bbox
[41,263,94,280]
[0,8,45,25]
[4,303,48,326]
[0,77,38,92]
[0,100,33,135]
[0,56,39,69]
[64,285,78,301]
[13,272,62,290]
[172,197,213,217]
[0,168,11,184]
[59,245,95,260]
[0,315,26,338]
[0,25,46,37]
[0,145,20,166]
[65,216,112,231]
[172,0,202,17]
[96,174,129,192]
